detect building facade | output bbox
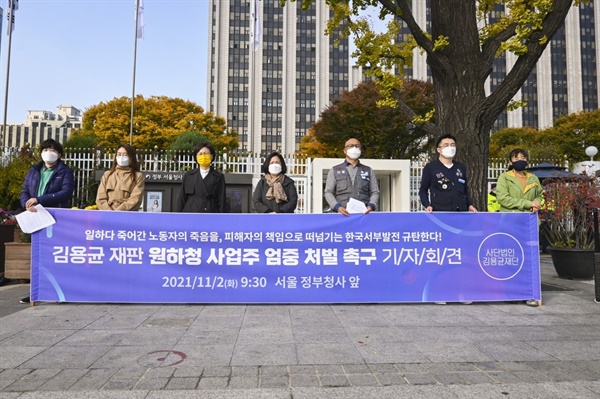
[207,0,349,154]
[2,105,82,148]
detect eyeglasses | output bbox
[345,144,361,149]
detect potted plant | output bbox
[541,173,600,279]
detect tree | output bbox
[64,131,99,149]
[169,131,211,153]
[541,109,600,163]
[283,0,588,209]
[490,110,600,162]
[0,146,38,210]
[300,79,434,158]
[78,96,238,151]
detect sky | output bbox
[0,0,210,123]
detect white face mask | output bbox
[441,146,456,159]
[268,163,282,175]
[346,147,361,160]
[116,156,130,167]
[41,151,59,164]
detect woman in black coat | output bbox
[253,152,298,213]
[175,143,227,213]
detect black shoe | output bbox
[0,276,7,286]
[20,296,30,304]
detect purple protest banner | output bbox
[30,209,541,303]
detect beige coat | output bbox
[96,166,145,211]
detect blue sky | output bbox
[1,0,210,123]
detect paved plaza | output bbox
[0,254,599,398]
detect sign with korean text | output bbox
[31,209,541,303]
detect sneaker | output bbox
[434,301,447,305]
[19,296,30,304]
[525,299,540,307]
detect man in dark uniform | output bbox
[324,138,379,216]
[419,134,477,213]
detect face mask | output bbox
[268,163,282,175]
[346,147,361,160]
[197,154,212,167]
[512,160,528,171]
[441,146,456,159]
[41,151,59,164]
[116,156,130,167]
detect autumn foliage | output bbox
[300,79,434,158]
[541,174,600,250]
[72,96,238,151]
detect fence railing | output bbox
[1,146,569,213]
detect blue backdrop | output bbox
[30,209,541,303]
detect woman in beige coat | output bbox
[96,144,145,211]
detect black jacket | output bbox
[252,176,298,213]
[176,167,227,213]
[418,159,473,211]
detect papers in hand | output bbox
[15,205,56,234]
[346,198,368,214]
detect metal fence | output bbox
[1,146,568,213]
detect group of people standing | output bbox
[417,134,543,306]
[16,136,543,305]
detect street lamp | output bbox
[585,145,598,162]
[584,146,598,176]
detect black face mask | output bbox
[512,160,528,171]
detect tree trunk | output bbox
[428,0,493,210]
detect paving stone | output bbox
[197,376,229,389]
[485,371,523,383]
[259,365,288,377]
[37,369,89,391]
[133,377,169,390]
[346,373,379,386]
[319,374,349,387]
[259,375,289,388]
[403,373,437,385]
[369,363,400,374]
[431,372,466,385]
[342,364,372,374]
[231,366,259,377]
[393,363,426,374]
[227,376,259,389]
[289,374,320,387]
[164,377,198,390]
[111,367,147,379]
[314,365,344,375]
[201,366,231,377]
[420,363,454,373]
[375,373,408,386]
[142,367,175,379]
[446,362,479,372]
[288,365,316,375]
[68,368,117,390]
[0,369,33,391]
[103,378,137,390]
[173,367,204,378]
[460,372,496,384]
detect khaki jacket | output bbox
[96,166,145,211]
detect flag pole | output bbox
[2,2,16,151]
[130,0,141,146]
